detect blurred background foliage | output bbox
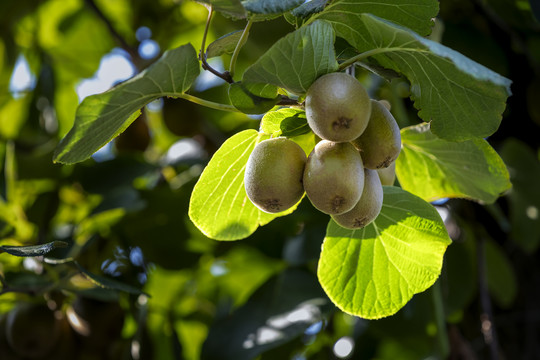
[0,0,539,359]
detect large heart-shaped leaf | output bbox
[315,13,512,141]
[314,0,439,36]
[189,130,299,240]
[397,123,511,203]
[318,186,451,319]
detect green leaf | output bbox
[188,130,298,240]
[0,94,31,139]
[396,123,511,203]
[195,0,247,19]
[75,262,147,296]
[313,0,439,36]
[318,186,451,319]
[202,268,333,360]
[206,30,243,58]
[228,82,279,114]
[242,20,338,95]
[241,0,303,16]
[485,239,517,308]
[500,138,540,253]
[259,108,311,137]
[53,44,200,164]
[291,0,328,18]
[316,13,512,141]
[0,241,68,257]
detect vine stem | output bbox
[174,93,239,112]
[200,8,233,83]
[229,19,253,79]
[338,47,423,71]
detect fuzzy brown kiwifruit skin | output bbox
[351,100,401,169]
[305,73,372,142]
[332,168,383,229]
[377,161,396,186]
[244,137,307,213]
[303,140,364,215]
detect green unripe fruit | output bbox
[352,100,401,169]
[332,168,383,229]
[377,161,396,186]
[378,99,391,111]
[244,137,307,213]
[303,140,364,215]
[6,303,61,358]
[305,73,371,142]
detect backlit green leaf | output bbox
[396,123,511,203]
[318,186,451,319]
[53,44,200,164]
[316,13,512,141]
[0,94,31,139]
[259,108,310,137]
[242,20,338,95]
[189,130,299,240]
[313,0,439,36]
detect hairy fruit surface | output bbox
[332,168,383,229]
[351,100,401,169]
[303,140,364,215]
[305,73,372,142]
[244,137,307,213]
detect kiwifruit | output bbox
[305,73,371,142]
[377,161,396,186]
[6,302,62,358]
[244,137,307,213]
[332,168,383,229]
[351,99,401,169]
[378,99,391,111]
[303,140,364,215]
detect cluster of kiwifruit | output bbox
[244,72,401,229]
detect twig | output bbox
[83,0,140,62]
[477,235,500,360]
[200,8,234,83]
[229,19,253,78]
[276,95,301,107]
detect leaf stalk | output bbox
[176,93,239,112]
[200,7,234,83]
[229,19,253,79]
